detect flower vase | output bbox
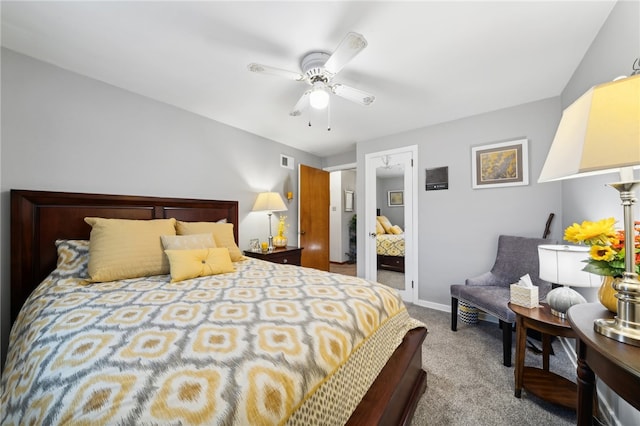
[598,275,619,314]
[273,235,287,248]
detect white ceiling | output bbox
[1,1,617,157]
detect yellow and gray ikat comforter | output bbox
[376,233,405,257]
[1,257,423,425]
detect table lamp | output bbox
[538,245,599,318]
[252,192,288,250]
[538,72,640,345]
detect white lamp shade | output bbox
[252,192,288,212]
[538,244,602,288]
[538,74,640,183]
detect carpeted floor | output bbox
[406,304,576,425]
[329,262,405,290]
[328,263,577,424]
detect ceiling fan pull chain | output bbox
[327,99,331,131]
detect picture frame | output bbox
[344,190,354,212]
[471,138,529,189]
[249,238,261,252]
[388,190,404,207]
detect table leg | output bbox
[514,315,526,398]
[576,339,595,426]
[542,333,551,371]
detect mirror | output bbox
[375,156,406,292]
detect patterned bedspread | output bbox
[377,233,405,257]
[1,258,423,425]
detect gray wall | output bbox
[354,0,639,310]
[0,48,321,365]
[377,176,404,228]
[357,97,563,307]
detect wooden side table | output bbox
[508,302,577,410]
[567,303,640,426]
[243,246,303,266]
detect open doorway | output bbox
[328,168,357,276]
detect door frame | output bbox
[364,146,418,303]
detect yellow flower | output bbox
[563,223,583,243]
[589,245,616,261]
[565,217,640,277]
[277,216,287,237]
[563,217,617,245]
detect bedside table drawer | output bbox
[267,251,301,266]
[243,247,303,266]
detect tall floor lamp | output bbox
[538,73,640,345]
[252,192,288,250]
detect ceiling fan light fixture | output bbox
[309,82,330,109]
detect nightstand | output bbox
[244,246,303,266]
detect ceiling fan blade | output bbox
[247,63,304,81]
[332,84,375,106]
[323,32,368,75]
[290,90,311,116]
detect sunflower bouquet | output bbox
[564,217,640,277]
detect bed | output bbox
[2,189,427,425]
[376,215,405,273]
[377,234,405,273]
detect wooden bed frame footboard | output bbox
[9,189,428,424]
[347,327,428,425]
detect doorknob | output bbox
[300,230,306,235]
[369,232,377,238]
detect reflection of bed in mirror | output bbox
[4,189,427,425]
[376,214,405,273]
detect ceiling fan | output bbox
[248,32,375,117]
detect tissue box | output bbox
[510,284,539,308]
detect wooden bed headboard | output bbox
[10,189,239,324]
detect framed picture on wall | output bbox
[344,190,354,212]
[388,190,404,206]
[471,138,529,189]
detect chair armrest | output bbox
[465,271,508,287]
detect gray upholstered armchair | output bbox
[450,235,553,367]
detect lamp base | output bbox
[546,286,586,319]
[550,308,568,319]
[594,274,640,347]
[593,180,640,346]
[594,317,640,347]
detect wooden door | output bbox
[299,164,330,271]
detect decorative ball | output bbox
[546,287,587,318]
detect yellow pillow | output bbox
[84,217,176,282]
[389,225,403,235]
[165,248,234,283]
[161,233,216,250]
[176,221,243,261]
[377,216,393,233]
[376,220,385,235]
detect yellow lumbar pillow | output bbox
[176,221,243,261]
[165,248,234,283]
[377,216,393,233]
[160,233,216,250]
[84,217,176,282]
[389,225,404,235]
